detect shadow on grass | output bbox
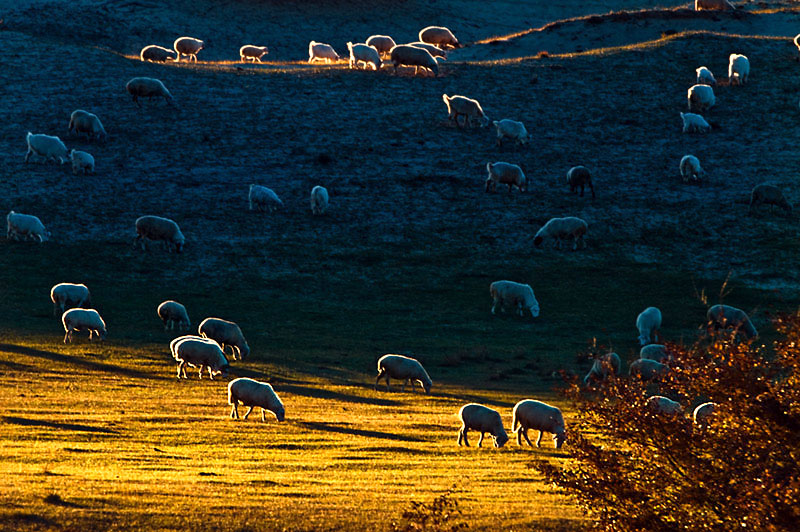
[296,421,426,442]
[432,391,516,409]
[2,416,119,435]
[0,513,57,528]
[279,383,401,407]
[0,343,157,380]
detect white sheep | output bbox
[228,378,285,422]
[50,283,91,317]
[365,35,396,57]
[442,94,488,128]
[583,352,621,385]
[485,162,526,193]
[687,84,715,112]
[389,44,439,77]
[679,155,704,183]
[418,26,461,49]
[693,402,717,425]
[534,217,588,251]
[636,307,662,346]
[695,0,735,10]
[696,66,716,86]
[7,211,50,242]
[407,41,447,59]
[69,150,94,175]
[706,304,758,339]
[457,403,508,448]
[311,186,329,215]
[157,300,190,331]
[134,215,185,253]
[126,77,175,108]
[566,166,595,199]
[239,45,269,62]
[639,344,673,364]
[308,41,340,63]
[172,336,229,379]
[198,317,250,360]
[646,395,683,416]
[629,358,668,381]
[493,119,528,146]
[511,399,566,448]
[140,44,176,63]
[681,112,711,133]
[375,354,432,394]
[489,280,539,318]
[24,132,68,164]
[728,54,749,85]
[174,36,204,62]
[68,110,106,141]
[62,308,106,343]
[249,184,283,213]
[347,42,381,70]
[749,184,792,215]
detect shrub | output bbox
[390,489,469,532]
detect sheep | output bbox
[347,42,381,70]
[493,119,528,146]
[198,317,250,360]
[389,45,439,77]
[172,336,229,379]
[134,215,185,253]
[366,35,396,57]
[681,112,711,134]
[457,403,508,448]
[24,132,68,164]
[69,150,94,175]
[419,26,461,49]
[308,41,340,63]
[706,304,758,339]
[695,0,735,10]
[62,308,106,343]
[173,36,204,62]
[749,184,792,215]
[239,45,269,63]
[67,110,106,141]
[485,162,526,193]
[566,166,595,199]
[489,280,539,318]
[228,378,285,422]
[688,84,715,113]
[407,41,447,59]
[795,34,800,58]
[442,94,488,128]
[140,44,176,63]
[375,354,432,394]
[636,307,662,346]
[583,352,621,385]
[693,402,717,425]
[7,211,50,242]
[126,77,175,107]
[680,155,705,183]
[728,54,749,85]
[157,300,190,331]
[50,283,91,317]
[640,344,673,364]
[249,184,283,213]
[534,217,588,251]
[646,395,683,416]
[629,358,669,381]
[311,186,329,215]
[696,66,716,86]
[511,399,566,448]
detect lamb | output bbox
[375,354,432,394]
[365,35,396,57]
[347,42,381,70]
[534,217,588,251]
[695,0,735,10]
[706,304,758,339]
[636,307,662,346]
[134,215,185,253]
[629,358,669,381]
[566,166,595,199]
[511,399,566,448]
[62,308,106,343]
[419,26,461,49]
[172,336,229,379]
[7,211,50,242]
[68,110,106,141]
[749,184,792,215]
[140,44,176,63]
[157,300,190,331]
[198,317,250,360]
[493,119,528,146]
[457,403,508,448]
[69,150,94,175]
[228,378,285,422]
[442,94,489,128]
[688,84,715,112]
[646,395,683,416]
[639,344,673,364]
[126,77,175,107]
[696,66,716,86]
[583,352,621,385]
[489,280,540,318]
[308,41,340,63]
[485,162,526,193]
[407,41,447,59]
[239,45,269,63]
[249,184,283,213]
[50,283,91,317]
[728,54,749,85]
[390,45,439,77]
[311,186,329,215]
[679,155,704,183]
[24,132,68,164]
[693,402,717,425]
[173,36,204,62]
[680,112,711,133]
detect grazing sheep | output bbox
[688,84,715,112]
[680,155,704,183]
[249,184,283,213]
[198,317,250,360]
[442,94,488,128]
[457,403,508,448]
[566,166,595,199]
[347,42,381,70]
[646,396,683,416]
[728,54,749,85]
[68,110,106,141]
[366,35,396,57]
[696,66,716,86]
[157,300,190,331]
[695,0,735,10]
[311,186,329,215]
[489,280,539,318]
[140,44,176,63]
[308,41,340,63]
[419,26,461,49]
[583,352,621,385]
[24,132,68,164]
[693,402,717,425]
[126,77,175,107]
[749,184,792,215]
[7,211,50,242]
[681,112,711,133]
[389,45,439,76]
[407,41,447,58]
[512,399,566,448]
[134,215,185,253]
[534,217,588,251]
[228,378,285,422]
[69,150,94,175]
[50,283,91,317]
[629,358,668,381]
[62,308,106,343]
[636,307,662,346]
[239,45,269,62]
[485,162,526,193]
[493,119,528,146]
[640,344,673,364]
[375,354,432,394]
[174,36,204,62]
[172,336,229,379]
[706,304,758,339]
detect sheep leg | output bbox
[132,95,141,108]
[401,379,407,392]
[384,374,391,392]
[516,430,523,446]
[261,409,267,422]
[198,365,204,379]
[375,370,386,390]
[458,426,469,446]
[491,299,498,315]
[177,361,185,379]
[535,430,543,447]
[477,432,484,448]
[24,149,32,163]
[208,366,214,380]
[522,428,535,447]
[243,406,254,419]
[230,403,239,419]
[63,329,70,344]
